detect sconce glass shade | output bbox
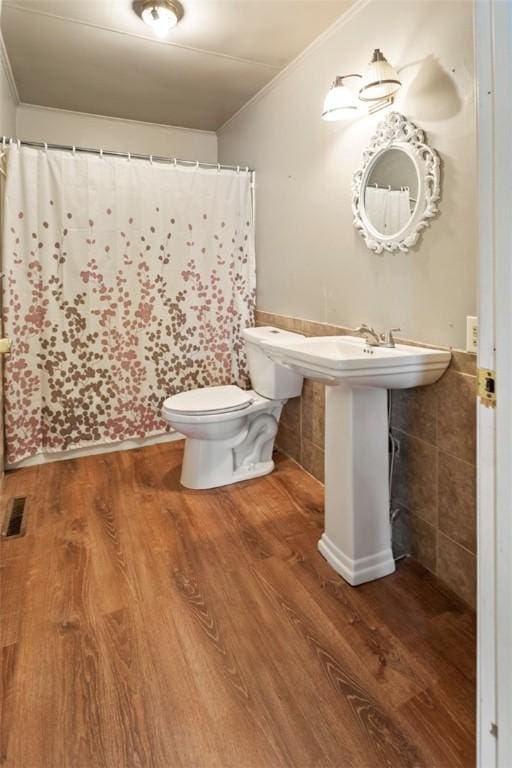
[322,76,359,121]
[141,0,179,37]
[358,49,401,101]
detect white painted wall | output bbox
[0,10,16,477]
[16,103,218,162]
[0,35,17,135]
[218,0,476,349]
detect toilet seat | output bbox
[163,385,253,417]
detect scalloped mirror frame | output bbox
[352,112,441,254]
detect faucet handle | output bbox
[382,328,401,347]
[354,324,380,345]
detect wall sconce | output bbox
[321,75,361,121]
[322,49,401,122]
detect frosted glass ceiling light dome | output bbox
[358,49,401,102]
[141,0,180,38]
[321,75,361,122]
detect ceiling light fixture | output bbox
[141,0,180,38]
[322,48,401,122]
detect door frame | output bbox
[475,1,512,766]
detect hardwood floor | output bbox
[0,442,475,768]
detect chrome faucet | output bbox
[353,324,381,346]
[352,324,401,348]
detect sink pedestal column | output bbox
[318,383,395,586]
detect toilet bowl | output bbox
[161,327,304,489]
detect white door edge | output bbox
[475,1,512,766]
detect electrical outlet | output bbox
[466,316,478,353]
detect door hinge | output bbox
[0,338,12,355]
[477,368,496,407]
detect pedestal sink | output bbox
[260,334,451,586]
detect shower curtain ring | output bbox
[196,160,199,169]
[17,139,21,149]
[217,163,220,173]
[236,165,240,174]
[127,152,131,162]
[149,155,153,164]
[43,142,48,153]
[2,136,6,150]
[100,149,104,159]
[173,158,177,168]
[72,146,76,157]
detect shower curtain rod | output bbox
[0,136,254,174]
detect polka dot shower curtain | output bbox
[2,145,255,465]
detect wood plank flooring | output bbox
[0,442,476,768]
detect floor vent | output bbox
[2,497,27,539]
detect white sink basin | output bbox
[260,334,451,389]
[262,333,451,587]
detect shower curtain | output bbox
[364,186,411,234]
[2,145,255,465]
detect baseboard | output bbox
[6,430,184,469]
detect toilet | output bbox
[161,327,304,489]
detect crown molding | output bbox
[217,0,370,134]
[18,102,217,137]
[3,2,280,72]
[0,27,20,104]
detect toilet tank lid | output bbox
[242,326,304,344]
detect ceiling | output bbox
[1,0,353,131]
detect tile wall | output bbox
[256,310,477,607]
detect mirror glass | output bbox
[363,148,419,237]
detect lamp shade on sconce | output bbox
[322,76,359,121]
[358,49,401,101]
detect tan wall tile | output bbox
[275,423,301,463]
[301,380,325,448]
[450,350,477,376]
[301,438,325,483]
[391,504,410,559]
[255,310,274,327]
[280,396,301,435]
[302,320,353,337]
[301,319,329,337]
[255,310,356,338]
[392,431,438,526]
[410,513,437,573]
[391,386,437,445]
[437,533,476,608]
[436,371,477,464]
[256,311,305,334]
[438,452,476,553]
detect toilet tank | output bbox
[242,326,304,400]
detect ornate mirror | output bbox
[352,112,441,253]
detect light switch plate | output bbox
[0,338,12,355]
[466,316,478,353]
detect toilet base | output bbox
[179,406,281,490]
[181,456,275,490]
